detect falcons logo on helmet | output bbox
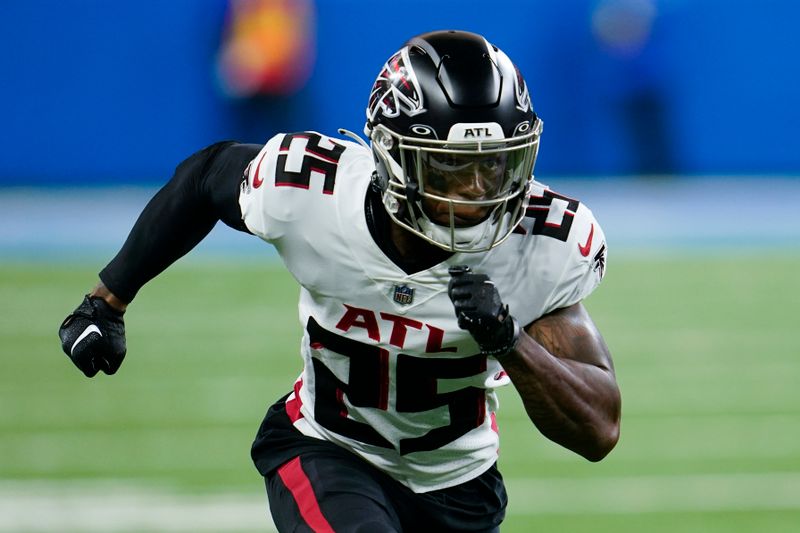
[513,65,531,113]
[367,47,426,122]
[593,243,607,280]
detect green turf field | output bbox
[2,254,799,532]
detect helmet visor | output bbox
[370,118,542,251]
[418,149,528,202]
[386,124,541,229]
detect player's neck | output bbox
[388,221,452,265]
[365,188,452,273]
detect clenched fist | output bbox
[59,295,127,377]
[447,265,520,357]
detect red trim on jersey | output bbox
[336,388,348,417]
[274,181,311,190]
[307,166,337,195]
[307,150,339,164]
[277,457,335,533]
[556,190,579,202]
[279,134,308,152]
[476,393,486,428]
[490,412,499,434]
[285,379,305,423]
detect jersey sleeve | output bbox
[238,134,290,242]
[238,132,351,243]
[541,202,608,314]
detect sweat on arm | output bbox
[98,142,262,303]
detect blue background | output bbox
[1,0,798,185]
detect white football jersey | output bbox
[239,131,607,493]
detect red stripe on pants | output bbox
[277,456,335,533]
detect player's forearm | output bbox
[498,333,621,461]
[99,167,223,302]
[98,141,252,303]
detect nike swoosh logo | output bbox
[252,152,267,188]
[71,324,102,356]
[578,223,594,257]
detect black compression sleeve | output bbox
[98,141,263,303]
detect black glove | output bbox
[447,265,520,357]
[58,295,127,377]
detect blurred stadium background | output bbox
[1,0,799,531]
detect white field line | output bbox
[0,482,275,532]
[507,471,800,515]
[2,472,800,531]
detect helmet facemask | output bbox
[364,30,542,253]
[369,118,542,253]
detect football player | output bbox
[59,30,621,532]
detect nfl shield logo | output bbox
[393,285,415,305]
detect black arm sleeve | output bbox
[98,141,263,303]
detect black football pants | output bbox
[265,450,505,532]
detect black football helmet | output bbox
[364,30,543,252]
